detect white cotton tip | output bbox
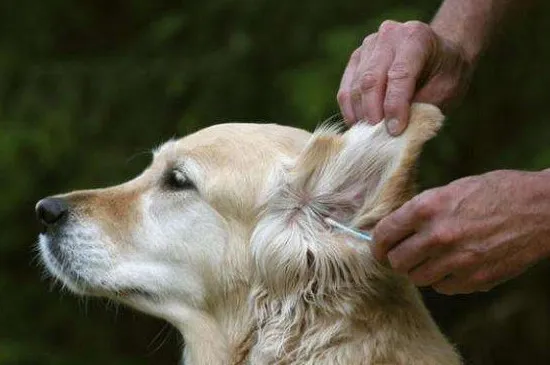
[324,217,373,242]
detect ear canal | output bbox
[290,102,444,228]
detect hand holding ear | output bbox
[337,20,472,135]
[373,170,550,295]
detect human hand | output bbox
[337,20,473,135]
[372,170,550,295]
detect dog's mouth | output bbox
[39,232,88,289]
[39,230,159,302]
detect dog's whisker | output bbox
[147,322,173,355]
[125,149,152,165]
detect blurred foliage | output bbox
[1,0,550,364]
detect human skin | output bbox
[337,0,513,135]
[338,0,550,295]
[373,170,550,295]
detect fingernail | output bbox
[386,118,403,136]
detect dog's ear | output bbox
[251,103,443,293]
[250,104,443,358]
[290,102,443,227]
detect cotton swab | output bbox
[324,217,373,242]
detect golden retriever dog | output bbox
[36,103,461,364]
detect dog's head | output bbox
[35,104,443,332]
[35,123,311,312]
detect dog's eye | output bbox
[164,169,195,191]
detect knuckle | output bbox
[384,67,412,115]
[387,62,412,82]
[464,243,488,262]
[413,189,445,218]
[350,86,362,98]
[411,194,434,219]
[337,90,350,104]
[361,34,376,47]
[403,21,430,39]
[383,99,400,116]
[379,20,399,36]
[490,170,510,180]
[430,226,455,246]
[385,213,403,233]
[350,47,362,61]
[359,71,383,92]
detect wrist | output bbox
[429,0,497,66]
[430,23,483,65]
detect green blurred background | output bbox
[2,0,550,364]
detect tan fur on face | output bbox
[161,123,311,222]
[40,103,461,365]
[58,182,146,246]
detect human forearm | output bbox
[431,0,516,63]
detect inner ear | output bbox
[290,103,444,228]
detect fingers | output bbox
[337,48,361,123]
[337,20,458,135]
[373,188,448,263]
[386,230,434,274]
[408,252,470,288]
[383,23,433,135]
[353,22,397,124]
[372,198,422,262]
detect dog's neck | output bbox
[164,227,257,365]
[134,285,252,365]
[156,225,460,365]
[181,288,254,365]
[167,267,458,365]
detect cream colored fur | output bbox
[37,103,461,364]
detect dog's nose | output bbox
[35,197,68,226]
